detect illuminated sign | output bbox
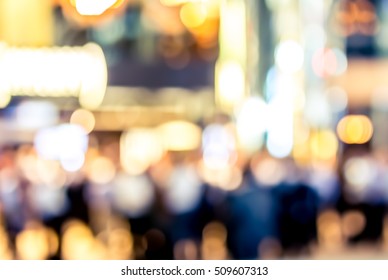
[0,43,108,109]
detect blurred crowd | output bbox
[1,129,388,260]
[1,0,388,261]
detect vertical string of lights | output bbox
[264,0,303,159]
[304,0,351,168]
[299,0,334,167]
[292,0,348,168]
[215,0,248,114]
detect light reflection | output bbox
[215,61,245,110]
[180,2,208,29]
[309,130,338,161]
[275,40,304,74]
[86,156,116,184]
[120,128,164,175]
[111,173,155,217]
[15,221,58,260]
[337,115,374,144]
[157,121,202,151]
[235,97,267,154]
[198,160,242,191]
[70,109,96,134]
[74,0,121,16]
[0,43,108,109]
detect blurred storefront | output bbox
[1,0,388,260]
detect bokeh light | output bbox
[309,130,339,161]
[343,156,377,198]
[180,2,207,29]
[235,97,268,154]
[164,164,203,214]
[157,121,202,151]
[15,101,59,130]
[215,61,245,109]
[202,123,237,169]
[120,128,164,175]
[86,156,116,184]
[275,40,304,74]
[337,115,374,144]
[111,173,155,217]
[70,109,96,134]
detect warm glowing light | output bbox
[216,0,246,113]
[74,0,118,16]
[215,61,245,110]
[337,115,373,144]
[70,109,96,134]
[201,222,228,260]
[98,228,133,259]
[0,43,107,109]
[203,221,227,242]
[341,210,366,238]
[336,0,377,36]
[60,0,127,26]
[157,120,202,151]
[309,130,338,161]
[0,0,53,46]
[218,0,246,61]
[15,222,55,260]
[86,156,116,184]
[317,210,343,249]
[161,0,207,6]
[61,220,105,260]
[235,97,268,153]
[266,93,294,158]
[0,227,12,260]
[78,43,108,109]
[180,2,208,29]
[120,129,164,175]
[250,156,287,187]
[275,40,304,74]
[35,158,66,187]
[198,161,242,191]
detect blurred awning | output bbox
[0,86,215,143]
[329,59,388,107]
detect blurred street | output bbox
[1,0,388,260]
